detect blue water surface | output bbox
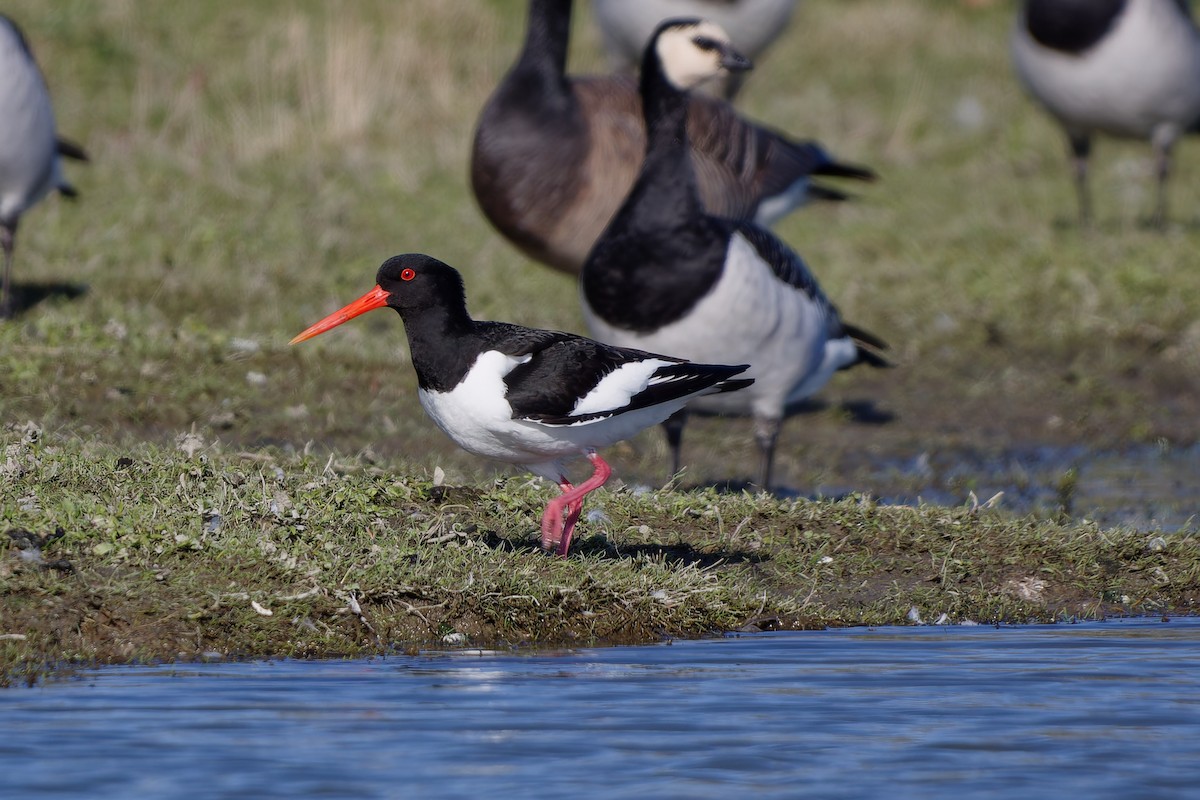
[3,617,1199,799]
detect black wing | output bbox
[686,95,875,217]
[57,137,90,162]
[734,222,830,304]
[480,323,749,424]
[757,136,876,201]
[735,223,894,368]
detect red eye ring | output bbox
[400,268,416,281]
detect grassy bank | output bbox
[1,0,1199,679]
[3,426,1197,685]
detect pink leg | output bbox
[539,451,613,557]
[561,496,583,540]
[540,478,575,553]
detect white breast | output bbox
[592,0,798,67]
[418,350,531,462]
[0,23,59,221]
[1011,0,1200,141]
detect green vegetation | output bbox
[1,1,1198,681]
[3,427,1196,685]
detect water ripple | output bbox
[3,617,1199,799]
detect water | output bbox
[4,618,1199,799]
[833,442,1199,532]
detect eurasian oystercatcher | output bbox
[581,19,889,490]
[290,254,752,556]
[0,14,88,319]
[471,0,873,275]
[1011,0,1200,225]
[590,0,799,99]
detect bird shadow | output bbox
[691,397,896,426]
[4,281,89,317]
[687,479,863,505]
[471,527,763,566]
[665,398,895,496]
[424,482,764,564]
[1050,215,1200,233]
[832,398,895,425]
[571,535,765,566]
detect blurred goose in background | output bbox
[590,0,799,100]
[0,13,88,318]
[580,19,889,490]
[1011,0,1200,226]
[471,0,873,276]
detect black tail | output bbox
[813,159,877,183]
[54,137,88,200]
[807,182,851,203]
[715,377,755,394]
[843,323,892,369]
[56,137,90,162]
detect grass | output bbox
[3,426,1197,685]
[1,0,1199,680]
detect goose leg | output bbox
[1151,136,1174,229]
[753,415,781,491]
[1,222,16,320]
[661,409,688,480]
[1068,132,1092,227]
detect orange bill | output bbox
[289,285,390,345]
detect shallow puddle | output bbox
[816,442,1199,531]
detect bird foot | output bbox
[538,451,613,557]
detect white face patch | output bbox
[656,20,735,90]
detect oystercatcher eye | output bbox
[401,268,416,281]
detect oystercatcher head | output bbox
[292,254,752,556]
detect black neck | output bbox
[397,302,479,393]
[613,39,706,233]
[508,0,573,100]
[581,42,729,333]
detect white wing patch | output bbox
[569,358,675,417]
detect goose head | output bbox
[652,18,753,91]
